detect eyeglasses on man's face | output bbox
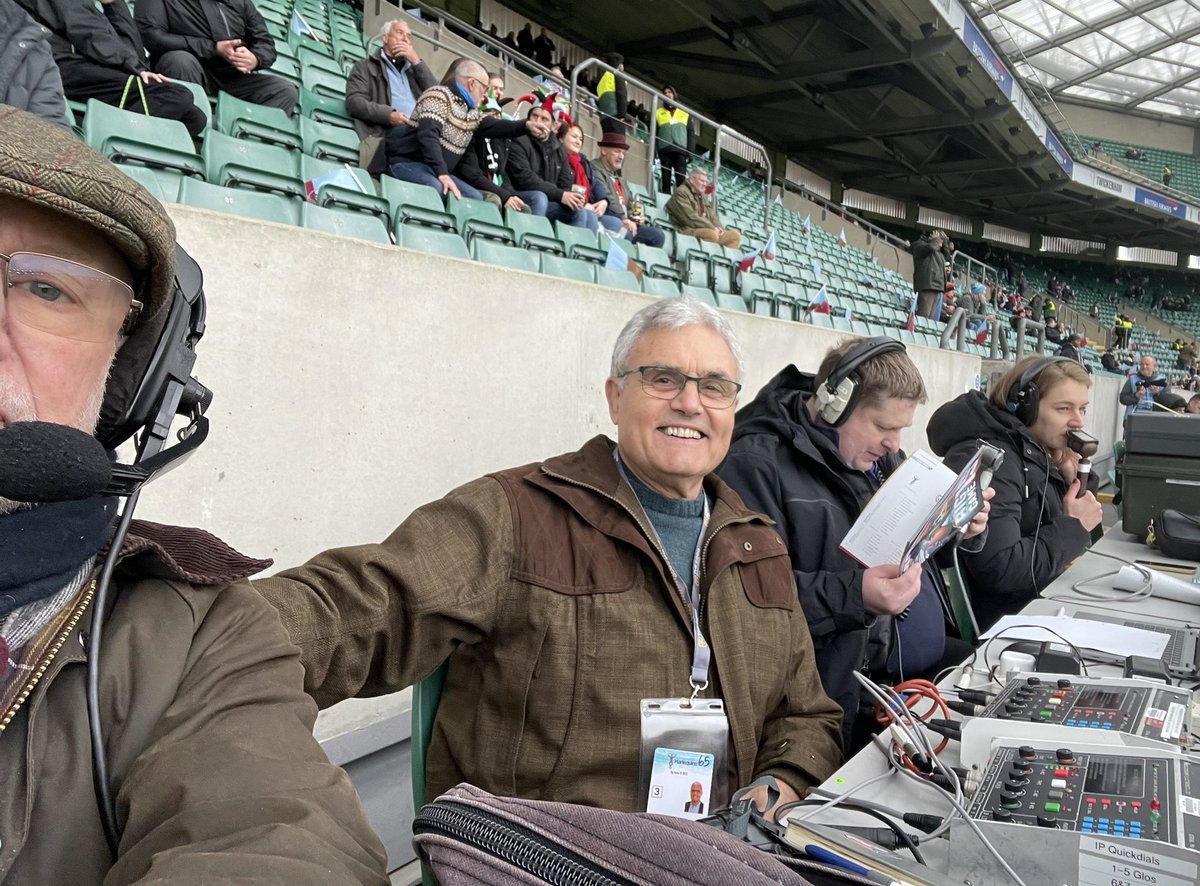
[620,365,741,408]
[1,251,139,343]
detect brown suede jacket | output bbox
[0,521,386,884]
[258,436,843,810]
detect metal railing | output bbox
[953,252,1001,288]
[570,58,773,230]
[372,0,571,94]
[940,308,1010,361]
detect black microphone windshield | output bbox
[0,421,113,502]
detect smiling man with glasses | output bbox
[259,296,842,822]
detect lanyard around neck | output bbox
[614,450,712,694]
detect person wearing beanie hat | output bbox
[594,128,666,247]
[0,106,386,883]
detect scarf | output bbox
[566,152,590,202]
[0,497,116,620]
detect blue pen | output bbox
[804,844,895,886]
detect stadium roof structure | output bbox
[512,0,1199,251]
[966,0,1200,119]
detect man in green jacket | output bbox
[665,165,742,248]
[259,297,843,818]
[0,106,386,883]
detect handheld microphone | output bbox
[1067,429,1099,498]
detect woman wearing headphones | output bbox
[927,355,1103,630]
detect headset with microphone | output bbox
[0,244,210,855]
[1004,356,1073,427]
[814,336,908,427]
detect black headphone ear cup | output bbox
[1013,382,1039,426]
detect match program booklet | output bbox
[840,442,1001,574]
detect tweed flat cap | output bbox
[0,105,176,321]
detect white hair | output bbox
[610,297,744,382]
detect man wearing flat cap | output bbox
[0,106,385,883]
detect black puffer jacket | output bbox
[507,133,572,201]
[717,366,905,747]
[927,391,1094,629]
[0,0,70,129]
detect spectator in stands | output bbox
[508,104,597,230]
[515,22,533,58]
[136,0,296,113]
[665,165,741,248]
[1120,355,1164,417]
[257,297,843,819]
[1089,302,1101,320]
[0,105,386,883]
[718,339,990,750]
[382,58,547,200]
[0,0,70,129]
[345,18,436,170]
[655,86,693,194]
[594,130,666,248]
[502,30,517,52]
[1179,340,1197,371]
[1044,317,1063,344]
[1057,332,1084,363]
[1101,347,1120,373]
[455,95,530,211]
[595,53,627,133]
[557,122,611,232]
[1043,296,1057,323]
[928,356,1101,630]
[1187,394,1200,415]
[40,0,206,139]
[532,27,555,69]
[488,73,506,105]
[911,229,953,320]
[1163,165,1173,187]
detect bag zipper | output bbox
[414,800,635,885]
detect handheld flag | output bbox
[807,285,830,315]
[737,248,759,273]
[811,258,822,277]
[763,231,777,261]
[604,236,643,281]
[290,10,323,41]
[801,214,811,233]
[837,227,847,247]
[773,193,783,205]
[905,293,917,332]
[843,306,852,320]
[305,165,367,202]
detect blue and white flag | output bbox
[305,165,367,202]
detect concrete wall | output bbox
[140,205,978,570]
[1058,100,1196,155]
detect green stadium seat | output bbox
[597,267,642,292]
[179,178,300,225]
[176,80,212,128]
[715,292,747,312]
[298,155,387,221]
[641,276,681,297]
[302,67,347,100]
[681,284,718,306]
[380,177,456,232]
[395,223,469,259]
[299,88,352,128]
[270,56,303,89]
[302,52,346,79]
[300,116,359,164]
[505,209,564,254]
[334,35,368,68]
[82,100,203,177]
[299,203,391,243]
[711,246,738,294]
[634,243,680,281]
[556,223,606,263]
[203,130,303,198]
[449,196,514,247]
[540,254,596,283]
[215,92,300,150]
[118,165,186,203]
[471,239,539,272]
[804,310,833,328]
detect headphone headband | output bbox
[1005,356,1073,426]
[816,337,907,427]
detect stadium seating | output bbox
[180,179,300,225]
[82,100,203,178]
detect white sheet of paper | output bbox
[840,449,955,567]
[979,615,1170,659]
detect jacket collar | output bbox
[113,521,272,585]
[535,435,762,524]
